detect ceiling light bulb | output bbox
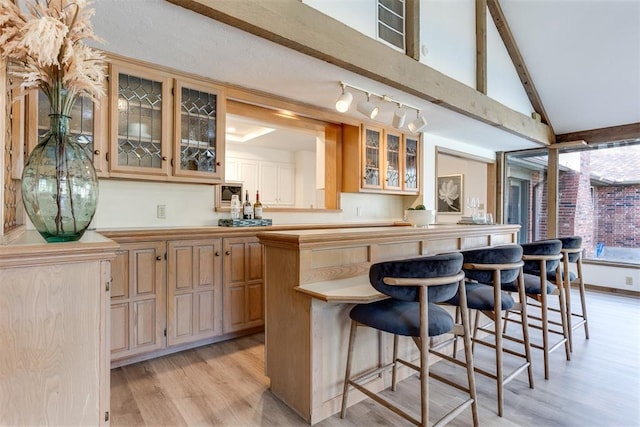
[392,107,407,128]
[356,95,379,119]
[335,91,353,113]
[408,114,428,134]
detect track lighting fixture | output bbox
[335,81,427,133]
[407,110,428,134]
[356,93,379,119]
[392,104,407,129]
[335,84,353,113]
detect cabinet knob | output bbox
[162,156,168,161]
[216,161,222,166]
[156,256,162,261]
[215,251,220,256]
[225,251,231,255]
[94,149,100,155]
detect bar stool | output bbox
[547,236,589,352]
[340,253,478,426]
[503,239,570,380]
[442,245,534,417]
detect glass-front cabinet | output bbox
[403,135,419,193]
[173,78,225,181]
[108,59,225,183]
[343,123,421,195]
[383,130,402,191]
[362,125,383,190]
[109,61,172,178]
[27,88,108,176]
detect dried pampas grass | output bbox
[0,0,106,113]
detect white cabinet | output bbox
[260,163,295,206]
[228,155,296,206]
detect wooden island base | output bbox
[258,224,519,424]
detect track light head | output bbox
[335,87,353,113]
[356,93,379,119]
[392,106,407,129]
[408,113,428,134]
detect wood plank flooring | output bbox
[111,289,640,426]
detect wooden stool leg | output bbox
[577,258,590,339]
[517,270,535,389]
[391,334,399,391]
[419,287,430,426]
[340,320,358,418]
[492,271,505,417]
[562,259,574,352]
[540,261,551,380]
[458,280,479,426]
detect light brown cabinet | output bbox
[108,57,226,183]
[342,123,421,194]
[166,238,223,346]
[222,236,264,333]
[108,233,264,365]
[0,231,116,426]
[25,88,109,177]
[110,241,166,363]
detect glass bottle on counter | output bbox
[254,190,263,219]
[243,190,253,219]
[230,194,241,220]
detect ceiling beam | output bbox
[167,0,554,146]
[487,0,552,131]
[476,0,487,94]
[405,0,421,61]
[556,122,640,145]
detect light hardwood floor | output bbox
[111,289,640,426]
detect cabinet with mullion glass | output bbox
[362,125,384,190]
[109,60,171,178]
[27,88,108,176]
[402,135,420,193]
[172,77,225,182]
[383,130,402,191]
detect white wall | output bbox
[582,263,640,293]
[302,0,376,39]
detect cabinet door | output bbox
[110,241,166,362]
[383,130,402,191]
[27,89,109,176]
[172,78,225,182]
[167,239,223,346]
[403,135,420,193]
[277,164,295,205]
[361,125,384,190]
[223,236,264,333]
[109,60,171,178]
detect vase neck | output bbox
[48,114,71,134]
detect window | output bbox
[377,0,405,51]
[504,142,640,264]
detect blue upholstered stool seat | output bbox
[350,300,454,337]
[503,273,554,294]
[447,282,515,311]
[547,270,577,282]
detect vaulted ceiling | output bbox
[94,0,639,151]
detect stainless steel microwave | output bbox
[216,181,243,207]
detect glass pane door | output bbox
[403,136,419,192]
[116,73,164,170]
[177,84,220,175]
[363,126,382,188]
[384,131,401,190]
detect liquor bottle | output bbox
[243,190,253,219]
[253,190,263,219]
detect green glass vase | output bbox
[21,114,99,242]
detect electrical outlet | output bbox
[625,276,633,286]
[157,204,166,219]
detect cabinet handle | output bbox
[162,156,168,161]
[225,251,231,255]
[215,251,220,256]
[156,256,162,261]
[94,149,100,155]
[216,161,222,166]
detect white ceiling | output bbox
[92,0,640,152]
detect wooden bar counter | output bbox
[257,224,519,424]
